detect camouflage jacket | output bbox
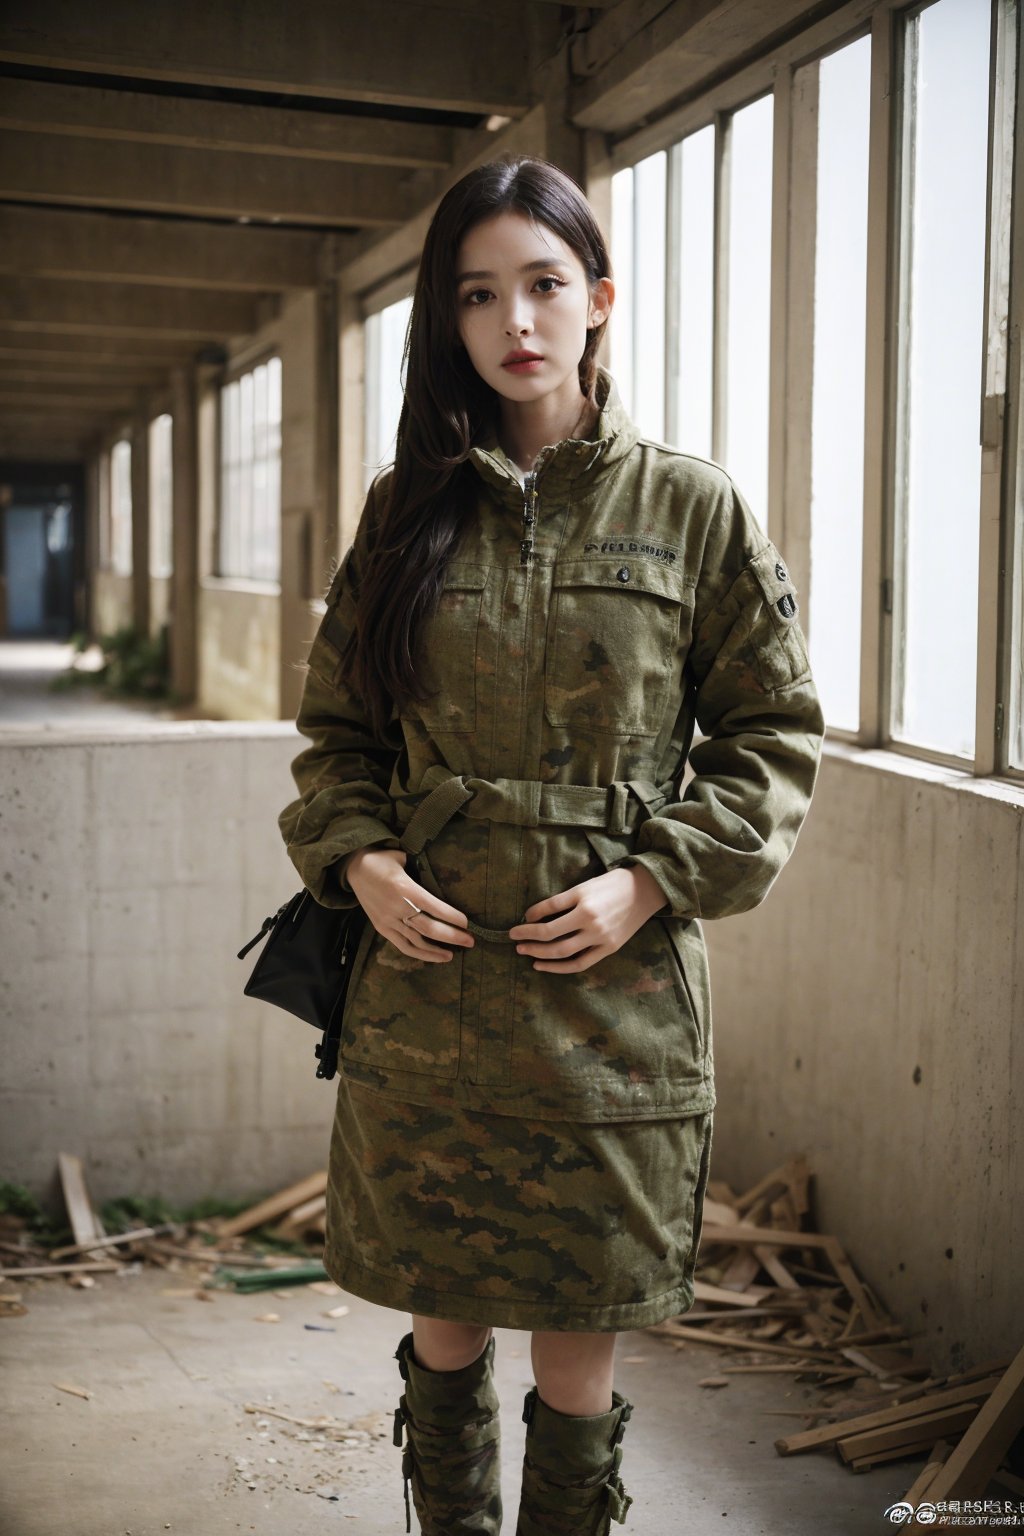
[279,367,825,1122]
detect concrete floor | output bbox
[0,639,210,728]
[0,1267,918,1536]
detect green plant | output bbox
[51,623,173,701]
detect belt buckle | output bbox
[607,782,631,836]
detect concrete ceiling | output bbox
[0,0,832,459]
[0,0,597,458]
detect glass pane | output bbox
[670,125,715,460]
[1010,361,1024,770]
[379,295,412,465]
[609,167,634,414]
[364,296,412,489]
[111,440,132,577]
[724,92,773,516]
[806,36,871,733]
[632,150,667,440]
[891,0,989,758]
[148,413,173,579]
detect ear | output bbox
[588,275,615,330]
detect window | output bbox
[218,355,282,583]
[805,35,871,734]
[98,449,111,571]
[110,439,132,577]
[610,151,667,442]
[604,0,1020,781]
[611,98,772,500]
[668,125,715,461]
[364,294,412,492]
[890,0,991,760]
[723,94,774,517]
[148,413,173,579]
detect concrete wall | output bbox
[0,723,334,1211]
[703,743,1023,1372]
[149,574,171,640]
[0,729,1018,1366]
[92,570,132,638]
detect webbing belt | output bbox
[397,764,670,852]
[394,765,673,941]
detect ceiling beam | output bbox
[0,331,196,362]
[0,278,268,341]
[569,0,838,134]
[0,132,431,228]
[0,76,465,170]
[0,0,556,117]
[0,388,142,413]
[0,206,333,292]
[0,362,171,388]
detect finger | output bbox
[516,933,591,960]
[532,944,611,973]
[515,888,579,926]
[401,878,471,932]
[509,909,585,943]
[407,909,475,948]
[384,923,453,962]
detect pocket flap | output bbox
[552,557,693,605]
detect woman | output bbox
[279,154,824,1535]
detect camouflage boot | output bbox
[515,1386,633,1535]
[392,1330,502,1534]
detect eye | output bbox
[535,275,567,294]
[463,288,492,306]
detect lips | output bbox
[502,351,544,374]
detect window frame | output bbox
[214,348,283,588]
[593,0,1024,787]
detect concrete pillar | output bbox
[169,366,198,702]
[130,409,150,638]
[314,236,341,591]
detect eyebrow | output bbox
[455,257,571,283]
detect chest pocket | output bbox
[402,563,488,734]
[544,558,693,737]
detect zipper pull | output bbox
[521,470,537,565]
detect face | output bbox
[454,210,613,408]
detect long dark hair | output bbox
[340,154,613,738]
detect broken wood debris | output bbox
[0,1160,339,1301]
[645,1155,1021,1514]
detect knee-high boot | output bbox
[515,1386,633,1535]
[392,1330,503,1535]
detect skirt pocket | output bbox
[340,921,463,1080]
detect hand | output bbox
[343,847,475,963]
[507,865,668,973]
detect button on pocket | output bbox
[401,563,488,734]
[544,558,692,737]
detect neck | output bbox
[497,376,596,473]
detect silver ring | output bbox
[401,897,423,926]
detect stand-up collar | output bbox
[466,366,640,502]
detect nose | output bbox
[502,294,533,338]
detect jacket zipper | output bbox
[520,469,537,565]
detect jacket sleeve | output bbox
[277,475,404,910]
[620,474,825,921]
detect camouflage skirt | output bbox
[321,1074,714,1332]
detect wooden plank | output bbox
[774,1376,1005,1455]
[0,1260,122,1278]
[216,1172,328,1238]
[923,1344,1024,1500]
[50,1222,175,1260]
[899,1439,952,1514]
[57,1152,106,1259]
[837,1403,980,1464]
